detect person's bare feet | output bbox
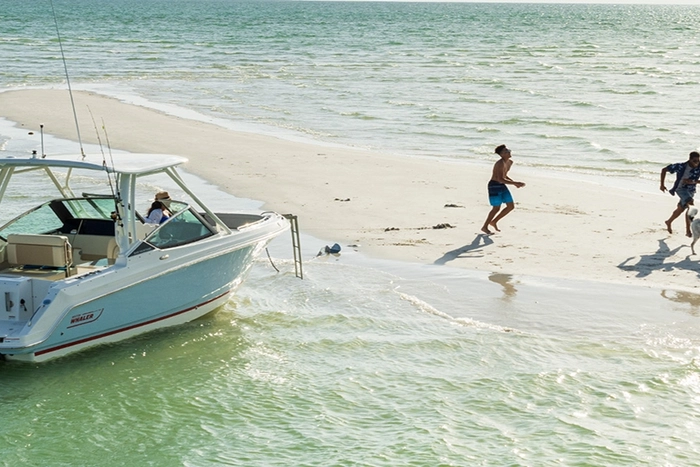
[665,220,673,234]
[481,226,493,235]
[687,231,692,238]
[489,221,501,232]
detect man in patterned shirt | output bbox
[660,151,700,236]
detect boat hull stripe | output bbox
[34,291,229,357]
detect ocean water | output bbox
[3,1,700,178]
[3,1,700,465]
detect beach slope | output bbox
[0,89,697,290]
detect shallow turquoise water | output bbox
[2,252,700,466]
[2,2,700,465]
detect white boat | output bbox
[0,152,289,361]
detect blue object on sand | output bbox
[325,243,341,254]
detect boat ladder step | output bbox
[284,214,303,279]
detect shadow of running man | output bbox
[434,233,494,266]
[618,238,700,278]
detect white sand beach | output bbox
[0,89,697,291]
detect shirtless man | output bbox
[481,144,526,235]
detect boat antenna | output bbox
[49,0,85,159]
[40,124,46,158]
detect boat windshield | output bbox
[142,203,215,249]
[63,197,116,220]
[0,197,116,239]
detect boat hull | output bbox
[21,289,230,362]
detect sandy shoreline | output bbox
[0,88,698,291]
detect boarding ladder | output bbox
[284,214,303,279]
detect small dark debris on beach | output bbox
[335,198,351,202]
[384,227,400,231]
[411,223,456,231]
[444,203,463,208]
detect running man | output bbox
[481,144,526,235]
[660,151,700,236]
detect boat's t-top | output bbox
[0,153,231,271]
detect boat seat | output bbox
[69,234,115,262]
[6,234,73,276]
[107,238,119,265]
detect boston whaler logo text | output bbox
[68,309,103,328]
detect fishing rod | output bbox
[87,108,122,225]
[49,0,85,159]
[50,0,122,226]
[101,117,123,225]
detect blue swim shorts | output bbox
[676,185,695,209]
[488,180,513,207]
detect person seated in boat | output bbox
[145,201,170,224]
[154,191,173,218]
